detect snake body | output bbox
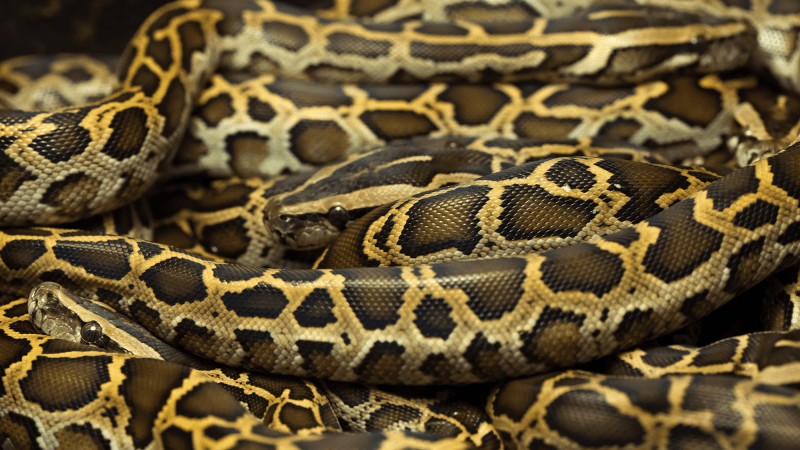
[4,142,800,385]
[2,0,800,448]
[4,56,787,177]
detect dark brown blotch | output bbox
[235,329,279,372]
[0,413,39,450]
[412,294,456,339]
[278,403,322,431]
[20,356,113,411]
[544,388,646,446]
[543,85,635,109]
[326,33,391,58]
[296,340,339,379]
[29,111,93,163]
[409,42,536,63]
[247,97,276,122]
[433,257,527,321]
[414,23,468,36]
[540,244,625,296]
[263,21,310,52]
[120,358,192,448]
[178,21,206,72]
[769,0,800,14]
[223,131,270,177]
[152,224,195,249]
[639,346,691,368]
[0,239,47,270]
[752,403,800,449]
[438,85,509,125]
[519,306,585,367]
[160,427,193,450]
[464,333,507,380]
[157,77,187,138]
[140,257,207,305]
[198,93,234,127]
[53,424,110,450]
[144,38,173,72]
[723,237,765,294]
[289,120,350,164]
[613,307,659,347]
[212,264,265,283]
[769,145,800,202]
[293,288,337,328]
[347,0,401,17]
[333,267,407,330]
[41,173,103,220]
[359,110,438,141]
[497,184,597,241]
[641,199,724,283]
[600,377,672,415]
[130,65,161,97]
[354,341,406,384]
[666,425,723,449]
[0,144,37,202]
[597,118,643,141]
[360,84,429,101]
[176,382,247,420]
[705,164,760,211]
[419,353,459,384]
[268,78,351,108]
[645,76,721,126]
[513,114,581,140]
[200,217,250,259]
[535,45,592,71]
[398,185,488,258]
[690,337,739,367]
[598,158,709,224]
[102,107,149,161]
[52,239,133,280]
[219,282,288,319]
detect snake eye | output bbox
[327,206,349,230]
[81,321,103,345]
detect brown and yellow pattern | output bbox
[2,0,800,449]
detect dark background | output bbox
[0,0,172,60]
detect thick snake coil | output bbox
[2,142,799,386]
[0,0,755,226]
[3,0,800,449]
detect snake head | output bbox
[28,282,83,343]
[734,137,787,166]
[265,199,350,250]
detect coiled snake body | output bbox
[2,0,800,449]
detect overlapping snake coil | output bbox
[1,0,800,449]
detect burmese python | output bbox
[20,279,800,449]
[2,0,800,449]
[4,55,793,177]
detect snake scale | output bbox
[2,0,800,449]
